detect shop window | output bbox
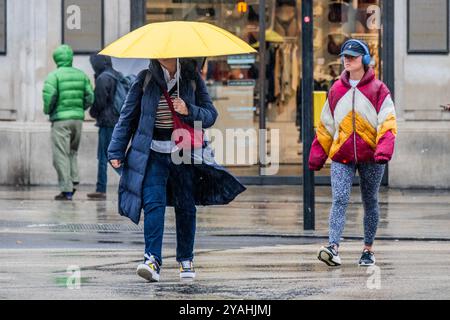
[407,0,449,54]
[62,0,104,54]
[145,0,272,171]
[313,0,382,86]
[143,1,385,178]
[0,0,13,121]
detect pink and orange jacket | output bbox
[309,68,397,170]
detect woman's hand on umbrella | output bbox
[110,159,121,169]
[173,98,189,116]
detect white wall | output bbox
[2,0,450,188]
[389,0,450,188]
[0,0,130,186]
[394,0,450,120]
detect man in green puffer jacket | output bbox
[42,44,94,201]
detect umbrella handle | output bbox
[177,58,180,99]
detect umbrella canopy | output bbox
[99,21,257,59]
[251,29,285,48]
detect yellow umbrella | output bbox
[251,29,285,48]
[99,21,256,58]
[100,21,256,98]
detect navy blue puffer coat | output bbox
[108,60,246,224]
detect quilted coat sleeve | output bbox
[42,72,58,115]
[107,72,145,162]
[83,75,94,110]
[374,84,397,164]
[308,99,336,171]
[180,74,218,129]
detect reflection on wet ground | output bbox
[0,185,449,239]
[1,242,449,299]
[0,186,449,299]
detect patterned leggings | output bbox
[329,161,385,247]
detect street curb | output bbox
[211,233,450,242]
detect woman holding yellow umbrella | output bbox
[102,21,255,282]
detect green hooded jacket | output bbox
[42,45,94,122]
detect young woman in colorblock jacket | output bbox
[309,39,397,267]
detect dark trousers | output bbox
[96,127,119,193]
[142,150,197,265]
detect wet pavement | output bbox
[0,185,449,299]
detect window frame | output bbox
[407,0,449,55]
[0,0,7,55]
[61,0,105,55]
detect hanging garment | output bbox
[328,1,350,23]
[274,4,298,37]
[281,43,293,104]
[267,45,278,103]
[274,45,282,101]
[291,43,299,93]
[314,27,324,50]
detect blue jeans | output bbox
[96,127,120,193]
[142,150,197,266]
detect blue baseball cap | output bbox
[340,41,367,57]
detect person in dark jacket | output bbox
[42,45,94,201]
[88,54,121,199]
[108,59,246,282]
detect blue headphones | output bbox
[341,39,371,65]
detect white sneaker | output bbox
[318,245,342,267]
[179,260,196,280]
[136,254,161,282]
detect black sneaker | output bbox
[87,192,107,200]
[179,260,196,280]
[54,192,73,201]
[359,249,376,266]
[137,254,161,282]
[318,244,342,267]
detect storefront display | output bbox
[274,0,299,37]
[144,0,384,177]
[314,0,382,82]
[328,1,350,23]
